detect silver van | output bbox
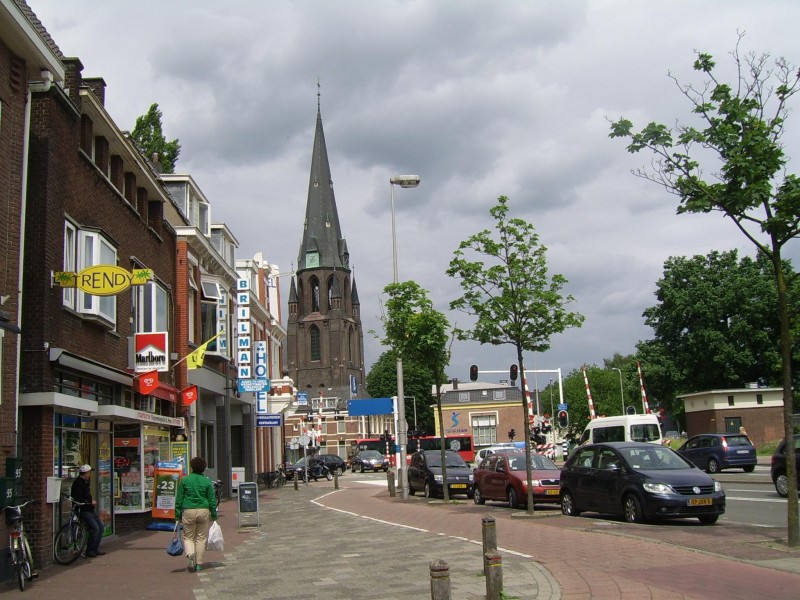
[578,415,662,446]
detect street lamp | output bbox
[612,367,625,415]
[390,174,420,500]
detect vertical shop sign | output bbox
[255,340,268,414]
[237,278,251,381]
[170,441,189,476]
[152,463,182,519]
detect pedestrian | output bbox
[70,464,106,557]
[175,456,217,573]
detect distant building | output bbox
[678,387,784,447]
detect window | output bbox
[310,325,321,361]
[200,422,215,468]
[756,394,763,405]
[133,282,168,333]
[63,223,117,325]
[724,417,742,434]
[727,395,735,406]
[200,278,221,348]
[471,414,497,446]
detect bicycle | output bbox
[257,466,287,489]
[53,495,89,565]
[4,498,40,591]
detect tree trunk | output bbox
[517,346,535,514]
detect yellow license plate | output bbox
[688,498,712,506]
[451,484,467,489]
[545,489,560,495]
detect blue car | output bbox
[676,433,757,473]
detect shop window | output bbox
[54,371,114,404]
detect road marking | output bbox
[725,496,785,503]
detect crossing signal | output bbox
[470,364,479,382]
[508,428,516,440]
[557,410,569,428]
[509,364,518,382]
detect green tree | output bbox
[610,37,800,544]
[377,281,452,499]
[366,350,435,434]
[447,195,584,512]
[131,103,181,173]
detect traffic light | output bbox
[508,428,516,440]
[470,364,479,382]
[509,364,518,382]
[557,410,569,428]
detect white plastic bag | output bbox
[206,521,224,551]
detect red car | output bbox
[473,450,560,508]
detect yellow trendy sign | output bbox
[53,266,153,296]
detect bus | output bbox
[353,434,474,465]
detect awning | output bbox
[150,381,179,403]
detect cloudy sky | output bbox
[30,0,800,390]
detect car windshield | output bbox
[621,447,692,470]
[508,455,558,471]
[293,457,308,467]
[360,451,382,459]
[426,453,468,468]
[724,435,752,447]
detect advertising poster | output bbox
[170,442,189,475]
[152,464,182,519]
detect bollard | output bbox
[293,473,299,491]
[387,470,396,497]
[334,471,339,490]
[482,515,497,575]
[429,559,451,600]
[484,551,503,600]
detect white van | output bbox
[577,415,662,446]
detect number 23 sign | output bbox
[152,467,182,519]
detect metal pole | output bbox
[391,181,408,499]
[549,378,555,447]
[612,367,625,415]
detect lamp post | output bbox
[612,367,625,415]
[390,174,420,500]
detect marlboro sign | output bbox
[134,332,169,373]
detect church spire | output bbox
[297,91,348,272]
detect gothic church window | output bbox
[310,325,321,361]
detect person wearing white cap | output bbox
[70,464,106,557]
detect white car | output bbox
[471,443,521,469]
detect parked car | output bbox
[560,442,725,525]
[472,444,522,469]
[771,434,800,497]
[286,456,332,481]
[316,454,347,476]
[473,450,560,508]
[677,433,757,473]
[408,450,474,499]
[350,450,390,472]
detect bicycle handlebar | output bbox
[61,493,91,507]
[3,499,40,511]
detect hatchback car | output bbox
[408,450,474,499]
[471,444,522,469]
[316,454,347,476]
[560,442,725,525]
[350,450,390,472]
[677,433,756,473]
[473,450,560,508]
[771,434,800,497]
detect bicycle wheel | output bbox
[21,533,33,580]
[15,549,25,591]
[53,520,87,565]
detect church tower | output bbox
[287,101,365,398]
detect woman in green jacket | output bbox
[175,456,218,572]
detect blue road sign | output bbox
[558,403,568,411]
[256,414,282,427]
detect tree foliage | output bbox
[447,195,584,511]
[131,103,181,174]
[365,350,435,434]
[609,35,800,545]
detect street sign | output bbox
[256,414,282,427]
[558,403,568,411]
[297,392,308,405]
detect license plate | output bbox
[688,498,712,506]
[736,450,750,454]
[451,484,467,489]
[545,489,560,495]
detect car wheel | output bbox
[706,458,720,474]
[507,487,519,509]
[424,482,433,498]
[409,484,416,496]
[698,514,719,525]
[775,474,789,498]
[326,471,333,481]
[623,494,646,523]
[474,486,485,505]
[561,490,580,517]
[742,465,755,473]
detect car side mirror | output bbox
[497,464,506,473]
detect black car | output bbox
[560,442,725,525]
[350,450,389,472]
[316,454,347,476]
[676,433,757,473]
[771,434,800,497]
[407,450,474,499]
[285,456,332,481]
